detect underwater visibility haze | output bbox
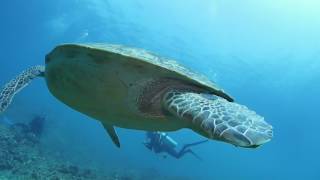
[0,0,320,179]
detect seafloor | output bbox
[0,123,190,180]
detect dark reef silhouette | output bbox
[0,121,192,179]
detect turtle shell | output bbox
[70,43,234,102]
[44,43,234,130]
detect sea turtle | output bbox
[0,43,273,148]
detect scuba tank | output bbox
[159,132,178,148]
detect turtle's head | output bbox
[163,91,273,148]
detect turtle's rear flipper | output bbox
[0,65,45,114]
[162,90,273,148]
[102,123,120,148]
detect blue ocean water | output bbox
[0,0,319,179]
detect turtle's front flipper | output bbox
[162,90,273,148]
[0,65,45,114]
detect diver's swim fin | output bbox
[184,140,209,149]
[188,150,203,161]
[102,123,120,148]
[179,140,208,160]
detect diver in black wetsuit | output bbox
[143,131,208,160]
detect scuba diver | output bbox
[11,114,46,137]
[143,131,208,160]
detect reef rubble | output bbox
[0,124,191,180]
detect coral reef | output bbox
[0,124,107,179]
[0,124,191,179]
